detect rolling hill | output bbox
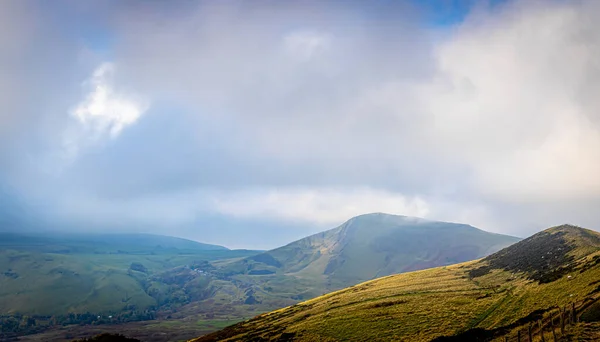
[0,232,260,317]
[193,225,600,342]
[226,213,521,289]
[0,232,229,254]
[2,213,520,341]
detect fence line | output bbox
[500,295,598,342]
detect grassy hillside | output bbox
[228,213,520,288]
[0,232,229,254]
[183,213,521,329]
[193,225,600,342]
[0,233,260,317]
[3,214,521,341]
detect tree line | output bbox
[0,309,157,337]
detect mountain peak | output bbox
[543,224,600,251]
[469,224,600,284]
[233,214,520,289]
[545,224,586,233]
[348,212,431,223]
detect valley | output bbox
[0,232,262,341]
[0,213,519,341]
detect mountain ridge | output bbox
[0,231,229,253]
[233,213,521,287]
[0,213,521,341]
[192,224,600,342]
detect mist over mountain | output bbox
[2,0,600,248]
[2,0,600,340]
[193,225,600,342]
[0,213,519,341]
[233,213,520,287]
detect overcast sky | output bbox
[2,0,600,249]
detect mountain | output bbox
[0,232,229,254]
[193,225,600,342]
[228,213,520,289]
[4,213,520,342]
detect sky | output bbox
[2,0,600,249]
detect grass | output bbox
[248,214,520,287]
[192,226,600,342]
[196,319,244,330]
[0,250,195,314]
[0,234,261,316]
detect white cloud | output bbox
[49,186,429,228]
[6,0,600,246]
[416,0,600,203]
[92,0,600,238]
[209,187,430,225]
[65,62,148,158]
[283,30,332,61]
[56,1,600,233]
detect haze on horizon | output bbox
[1,0,600,249]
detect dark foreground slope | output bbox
[193,225,600,342]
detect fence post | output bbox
[571,302,576,324]
[518,329,521,342]
[539,320,545,342]
[551,315,557,341]
[528,324,533,342]
[561,307,566,334]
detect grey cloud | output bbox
[0,1,97,186]
[107,0,600,230]
[2,0,600,248]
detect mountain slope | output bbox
[0,232,229,254]
[193,225,600,342]
[0,233,259,316]
[232,213,520,287]
[0,215,518,341]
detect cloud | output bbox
[417,0,600,203]
[3,0,600,248]
[47,186,427,226]
[283,30,332,61]
[42,185,433,248]
[56,0,600,235]
[210,187,430,225]
[65,62,149,159]
[0,1,91,183]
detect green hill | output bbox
[227,213,520,289]
[0,232,259,318]
[3,214,521,341]
[192,225,600,342]
[0,232,228,254]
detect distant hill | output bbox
[0,214,520,341]
[0,232,229,254]
[229,213,520,288]
[193,225,600,342]
[0,232,260,320]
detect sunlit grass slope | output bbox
[192,225,600,342]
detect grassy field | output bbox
[193,225,600,341]
[0,246,260,316]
